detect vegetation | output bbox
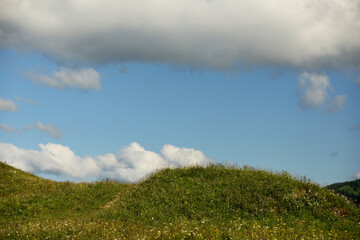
[1,162,359,239]
[326,179,360,205]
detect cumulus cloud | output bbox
[0,124,18,133]
[0,142,213,182]
[297,72,331,109]
[27,68,101,90]
[24,121,62,138]
[0,0,359,70]
[161,144,211,166]
[297,72,346,113]
[0,97,18,112]
[354,172,360,180]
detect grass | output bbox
[326,179,360,205]
[1,162,359,239]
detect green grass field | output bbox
[1,162,359,239]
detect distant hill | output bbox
[1,161,359,239]
[326,179,360,204]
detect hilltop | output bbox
[1,162,359,239]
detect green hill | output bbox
[1,162,359,239]
[326,179,360,205]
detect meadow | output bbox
[1,162,359,239]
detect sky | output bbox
[0,0,359,185]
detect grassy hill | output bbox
[326,179,360,205]
[1,162,359,239]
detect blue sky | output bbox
[0,0,359,184]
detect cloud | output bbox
[328,95,347,113]
[24,121,62,139]
[15,96,37,105]
[0,124,18,133]
[27,68,101,90]
[297,72,332,110]
[348,123,360,131]
[0,142,213,182]
[297,72,346,113]
[161,144,211,166]
[0,0,359,70]
[354,172,360,180]
[0,97,18,112]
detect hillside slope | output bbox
[0,161,129,220]
[326,179,360,205]
[1,162,359,239]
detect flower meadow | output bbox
[1,162,359,239]
[2,218,356,239]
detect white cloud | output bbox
[15,96,37,105]
[24,121,62,139]
[297,72,331,110]
[0,97,18,112]
[161,144,212,166]
[0,0,359,70]
[297,72,346,113]
[0,124,18,133]
[27,68,101,90]
[0,142,213,182]
[354,172,360,180]
[328,95,347,113]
